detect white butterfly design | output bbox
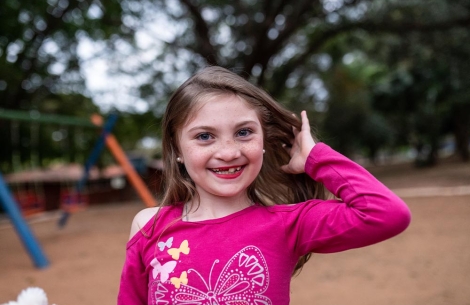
[152,246,272,305]
[158,237,174,251]
[151,258,177,283]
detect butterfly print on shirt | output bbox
[168,240,190,260]
[158,237,174,251]
[151,258,177,283]
[151,245,272,305]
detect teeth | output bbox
[212,167,241,174]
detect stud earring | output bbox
[176,157,182,163]
[263,149,266,154]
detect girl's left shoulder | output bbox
[129,207,160,240]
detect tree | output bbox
[367,26,470,163]
[118,0,469,162]
[2,0,469,170]
[0,0,132,172]
[0,0,129,110]
[318,50,394,161]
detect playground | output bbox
[0,158,469,305]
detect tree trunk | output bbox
[454,122,470,162]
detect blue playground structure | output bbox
[57,113,119,227]
[0,111,115,268]
[0,172,49,268]
[0,109,158,269]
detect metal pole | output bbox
[58,113,119,228]
[0,172,49,268]
[0,108,96,127]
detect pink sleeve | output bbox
[283,143,411,255]
[117,239,148,305]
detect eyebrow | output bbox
[187,120,260,133]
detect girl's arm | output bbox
[294,142,411,254]
[118,208,158,304]
[280,111,411,254]
[118,244,147,305]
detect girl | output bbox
[118,66,411,305]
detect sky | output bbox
[75,0,340,115]
[77,3,181,114]
[78,37,151,113]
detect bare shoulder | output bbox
[129,207,160,240]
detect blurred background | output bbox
[0,0,469,304]
[1,0,469,171]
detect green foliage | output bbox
[0,94,101,172]
[1,0,469,172]
[318,58,393,161]
[367,24,470,162]
[0,0,127,110]
[111,110,162,151]
[0,0,134,172]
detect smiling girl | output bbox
[118,66,411,305]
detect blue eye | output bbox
[196,133,212,141]
[237,128,252,137]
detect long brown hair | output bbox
[160,66,327,274]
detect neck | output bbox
[184,194,253,222]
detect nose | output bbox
[214,139,242,161]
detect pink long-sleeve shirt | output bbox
[118,143,411,304]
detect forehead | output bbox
[183,94,260,127]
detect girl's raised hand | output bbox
[280,111,316,174]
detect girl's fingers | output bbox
[301,110,310,131]
[292,125,299,137]
[280,111,314,174]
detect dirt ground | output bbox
[1,160,470,305]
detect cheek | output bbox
[244,140,265,159]
[182,146,213,168]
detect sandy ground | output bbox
[1,160,470,305]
